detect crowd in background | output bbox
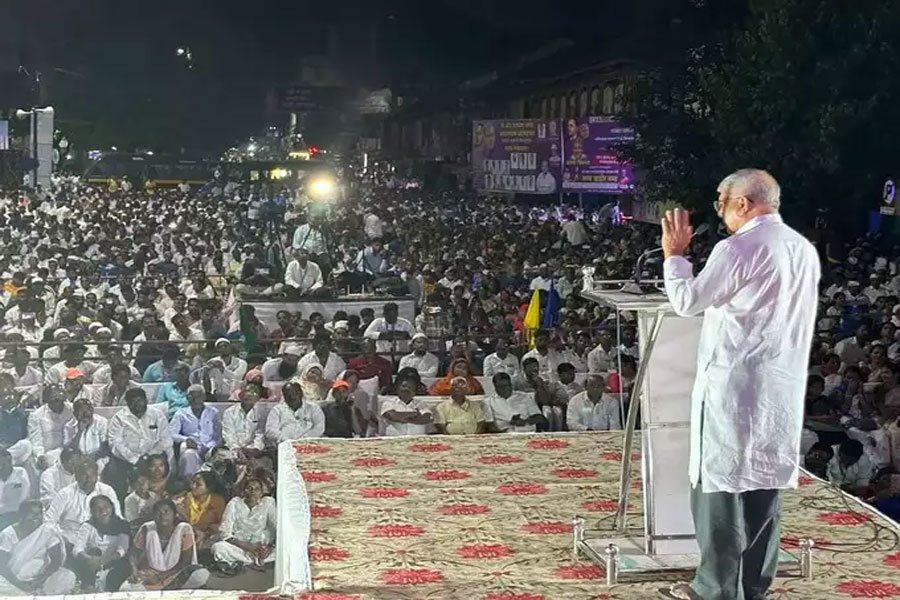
[0,173,896,593]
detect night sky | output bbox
[3,0,702,153]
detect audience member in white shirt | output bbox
[211,477,277,570]
[298,334,347,381]
[106,388,173,497]
[264,381,325,445]
[0,449,31,530]
[27,385,73,469]
[284,249,324,296]
[566,375,622,431]
[222,384,267,463]
[483,337,522,380]
[63,399,109,472]
[587,329,615,373]
[169,386,220,478]
[483,373,545,433]
[0,500,76,595]
[195,339,248,401]
[826,439,876,492]
[69,494,131,592]
[364,302,415,355]
[381,379,434,437]
[45,459,121,546]
[398,333,440,378]
[123,471,158,526]
[39,447,79,511]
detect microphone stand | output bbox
[620,247,664,295]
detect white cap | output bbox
[283,343,304,357]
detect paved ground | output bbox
[206,565,275,592]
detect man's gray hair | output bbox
[718,169,781,210]
[187,383,206,397]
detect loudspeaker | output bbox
[0,149,24,188]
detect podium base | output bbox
[578,536,802,585]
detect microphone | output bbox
[620,223,709,295]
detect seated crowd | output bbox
[0,177,898,592]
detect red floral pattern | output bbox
[357,487,409,498]
[309,546,350,561]
[520,521,572,534]
[456,543,515,558]
[581,499,618,512]
[552,467,598,478]
[352,457,396,467]
[379,568,444,585]
[368,524,425,537]
[424,469,469,480]
[835,580,900,598]
[601,451,641,461]
[310,504,343,518]
[294,442,330,454]
[884,552,900,569]
[554,563,604,580]
[436,503,491,515]
[526,439,570,449]
[478,454,523,464]
[409,442,452,452]
[816,511,872,526]
[296,594,362,600]
[496,482,548,495]
[301,470,337,482]
[483,593,546,600]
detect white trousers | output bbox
[212,540,275,566]
[178,443,207,478]
[118,566,210,591]
[0,567,77,596]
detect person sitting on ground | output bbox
[298,333,347,381]
[826,438,875,495]
[264,380,325,445]
[557,362,584,397]
[27,384,73,470]
[39,447,80,511]
[63,367,91,403]
[567,374,621,431]
[398,333,440,378]
[173,471,226,550]
[169,385,220,478]
[45,458,121,547]
[340,369,375,437]
[211,477,277,575]
[483,372,545,433]
[124,470,159,526]
[284,248,324,297]
[429,357,484,396]
[64,398,109,472]
[259,343,303,383]
[0,501,75,595]
[521,330,564,381]
[0,449,31,531]
[70,494,131,592]
[381,378,434,437]
[434,377,487,435]
[121,498,210,590]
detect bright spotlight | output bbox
[307,176,336,200]
[176,47,186,56]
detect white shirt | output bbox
[45,480,122,544]
[264,401,325,444]
[566,392,622,431]
[196,356,249,399]
[663,213,820,493]
[529,276,552,292]
[826,451,875,488]
[292,223,328,255]
[222,404,265,452]
[562,220,588,245]
[169,405,220,451]
[483,353,522,380]
[0,523,65,582]
[27,402,73,458]
[72,522,129,562]
[398,351,440,378]
[219,496,277,545]
[364,213,384,240]
[364,317,415,354]
[1,365,42,388]
[298,351,347,382]
[39,464,75,510]
[108,405,172,464]
[587,343,613,373]
[91,363,142,384]
[260,357,299,383]
[380,396,432,437]
[484,392,541,433]
[63,415,109,458]
[0,466,31,514]
[284,259,323,294]
[124,491,159,523]
[521,348,562,381]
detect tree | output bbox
[628,0,900,229]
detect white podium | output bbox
[577,282,801,583]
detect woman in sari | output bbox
[296,363,329,403]
[173,471,226,549]
[121,499,209,590]
[211,478,277,575]
[429,358,484,396]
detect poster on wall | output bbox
[561,116,635,194]
[472,119,562,194]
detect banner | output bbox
[561,116,635,194]
[472,119,562,195]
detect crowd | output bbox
[0,173,896,593]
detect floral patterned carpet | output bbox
[296,432,900,600]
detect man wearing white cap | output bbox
[398,333,439,378]
[194,338,248,401]
[260,344,303,383]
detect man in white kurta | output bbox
[45,459,121,546]
[26,387,73,469]
[661,170,820,600]
[0,501,76,595]
[264,382,325,445]
[398,333,440,378]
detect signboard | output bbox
[472,119,562,195]
[283,84,321,112]
[561,116,635,194]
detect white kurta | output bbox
[663,213,820,493]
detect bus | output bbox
[83,153,213,187]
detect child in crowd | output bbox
[124,471,158,526]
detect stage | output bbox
[285,432,900,600]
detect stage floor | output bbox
[298,432,900,600]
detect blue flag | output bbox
[541,281,560,329]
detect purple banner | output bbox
[561,116,635,194]
[472,120,562,195]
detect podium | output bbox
[577,282,801,583]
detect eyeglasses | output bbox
[713,195,753,216]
